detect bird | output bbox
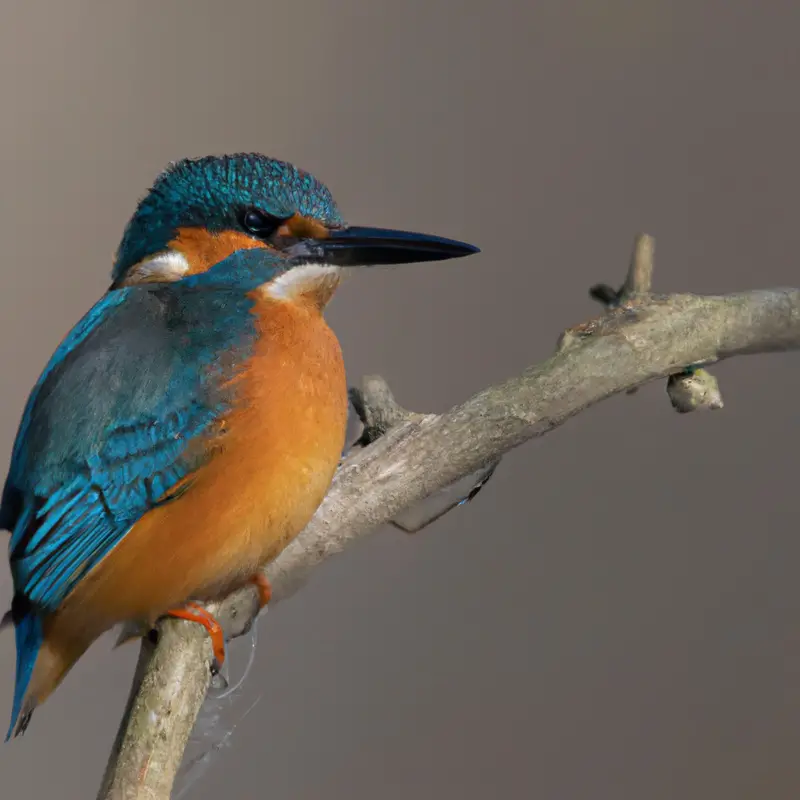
[0,153,479,739]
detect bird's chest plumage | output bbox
[77,292,348,621]
[177,292,348,594]
[211,293,348,561]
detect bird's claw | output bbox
[165,602,228,681]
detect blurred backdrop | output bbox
[1,1,799,798]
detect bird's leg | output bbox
[159,578,268,679]
[248,573,272,609]
[164,602,227,674]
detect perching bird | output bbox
[1,153,479,738]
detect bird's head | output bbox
[112,153,478,306]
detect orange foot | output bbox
[165,602,226,673]
[249,573,272,609]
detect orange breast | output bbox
[58,292,347,630]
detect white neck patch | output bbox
[124,250,190,284]
[263,263,342,304]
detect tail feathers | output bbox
[6,611,43,741]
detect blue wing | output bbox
[2,282,258,612]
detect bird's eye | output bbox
[241,208,283,237]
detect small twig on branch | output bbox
[588,232,655,307]
[622,232,655,299]
[98,235,800,799]
[349,375,418,445]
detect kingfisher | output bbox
[0,153,478,739]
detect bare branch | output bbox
[587,233,725,407]
[98,236,800,799]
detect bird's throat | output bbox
[262,263,342,309]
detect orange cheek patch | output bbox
[277,213,331,240]
[169,227,269,275]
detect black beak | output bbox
[287,226,480,267]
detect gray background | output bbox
[0,1,798,798]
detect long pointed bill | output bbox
[286,225,480,267]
